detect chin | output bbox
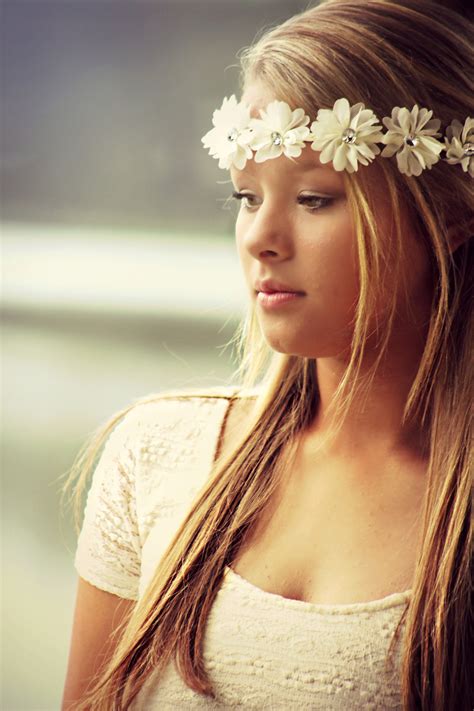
[261,331,307,356]
[261,329,350,359]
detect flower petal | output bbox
[319,140,338,163]
[287,107,310,130]
[418,135,444,156]
[332,142,349,171]
[284,143,304,158]
[346,145,360,171]
[333,98,351,127]
[254,143,284,162]
[381,142,401,158]
[397,107,412,135]
[231,149,249,171]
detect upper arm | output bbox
[61,576,135,710]
[64,410,142,707]
[73,412,142,602]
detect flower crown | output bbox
[201,94,474,178]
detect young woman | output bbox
[61,0,473,708]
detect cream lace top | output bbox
[74,385,412,710]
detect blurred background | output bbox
[1,1,312,708]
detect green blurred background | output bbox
[1,1,309,708]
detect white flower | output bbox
[308,98,385,173]
[201,94,254,170]
[246,100,312,162]
[380,105,444,177]
[443,117,474,178]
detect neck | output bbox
[306,323,431,462]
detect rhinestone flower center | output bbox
[271,131,283,146]
[463,141,474,157]
[227,128,238,142]
[342,127,357,144]
[404,134,419,147]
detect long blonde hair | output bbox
[60,0,473,708]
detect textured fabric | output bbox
[74,384,412,710]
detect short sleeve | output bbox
[74,410,142,600]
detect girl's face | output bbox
[230,83,433,359]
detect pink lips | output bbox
[256,291,304,309]
[254,277,305,310]
[254,277,305,295]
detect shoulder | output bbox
[126,383,258,421]
[111,383,260,457]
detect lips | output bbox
[254,277,305,294]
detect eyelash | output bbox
[230,190,334,212]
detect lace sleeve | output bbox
[74,411,142,600]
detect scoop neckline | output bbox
[224,565,412,614]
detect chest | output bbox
[231,449,427,606]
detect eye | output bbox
[230,191,259,210]
[229,191,333,212]
[298,195,334,212]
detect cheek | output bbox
[235,229,250,282]
[299,218,360,304]
[235,209,360,300]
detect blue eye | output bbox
[230,191,333,212]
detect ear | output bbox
[447,216,474,254]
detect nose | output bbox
[238,204,294,261]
